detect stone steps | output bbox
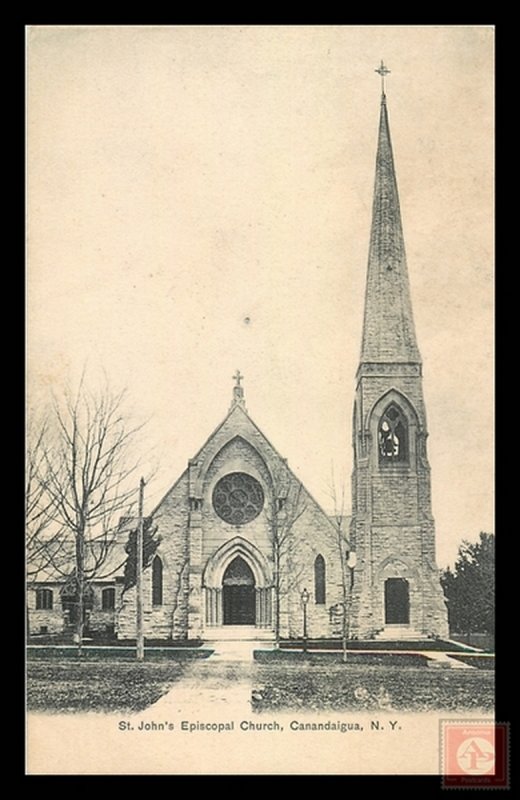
[375,626,427,641]
[203,625,274,641]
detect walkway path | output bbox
[422,650,474,669]
[148,640,263,717]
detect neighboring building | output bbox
[27,546,125,637]
[28,82,449,641]
[28,578,122,637]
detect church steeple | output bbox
[359,70,421,367]
[349,67,448,641]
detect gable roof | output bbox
[152,396,346,536]
[28,538,128,584]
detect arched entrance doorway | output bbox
[222,556,256,625]
[203,536,273,631]
[384,577,410,624]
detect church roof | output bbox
[359,90,421,365]
[152,377,343,536]
[28,538,128,583]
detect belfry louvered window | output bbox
[378,404,408,464]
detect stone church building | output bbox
[28,85,449,642]
[117,379,345,641]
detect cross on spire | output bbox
[375,60,391,95]
[230,369,247,412]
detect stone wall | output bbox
[117,472,190,640]
[27,584,121,636]
[282,490,344,639]
[28,585,64,635]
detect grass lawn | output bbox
[27,646,213,661]
[27,652,495,715]
[255,650,429,667]
[27,660,186,713]
[279,639,477,652]
[446,654,495,670]
[28,635,204,648]
[251,662,495,712]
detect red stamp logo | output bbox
[440,720,509,789]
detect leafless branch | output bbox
[264,470,308,644]
[26,375,147,652]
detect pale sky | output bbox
[27,25,494,567]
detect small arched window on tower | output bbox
[378,404,408,464]
[152,556,163,607]
[314,555,326,605]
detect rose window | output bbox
[212,472,264,525]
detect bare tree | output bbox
[265,470,307,647]
[329,465,353,663]
[26,416,69,586]
[40,378,143,654]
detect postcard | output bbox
[26,25,496,779]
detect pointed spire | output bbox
[359,74,421,366]
[230,369,247,411]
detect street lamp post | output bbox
[346,551,357,653]
[301,587,310,653]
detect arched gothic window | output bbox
[378,404,408,464]
[314,555,326,605]
[152,556,163,606]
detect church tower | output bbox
[350,66,448,639]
